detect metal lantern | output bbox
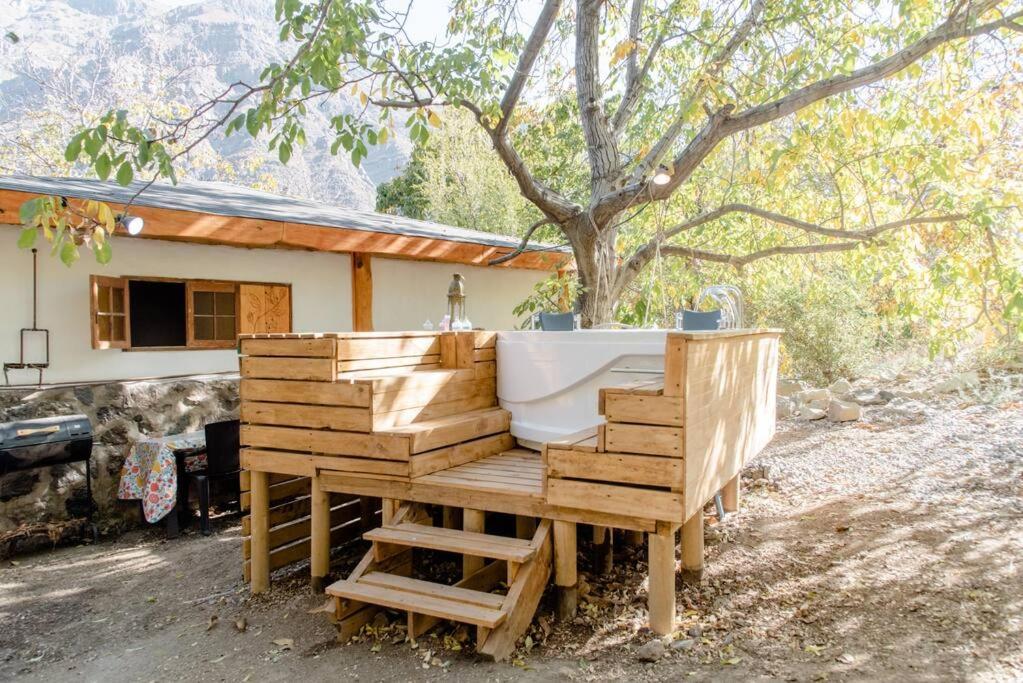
[447,273,467,330]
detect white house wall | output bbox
[1,231,554,385]
[371,257,548,332]
[0,234,352,385]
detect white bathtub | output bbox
[496,330,668,449]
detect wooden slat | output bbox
[546,478,683,522]
[243,502,361,558]
[365,522,536,562]
[241,424,411,460]
[241,401,372,432]
[329,581,506,628]
[372,378,496,414]
[546,449,683,489]
[364,368,475,392]
[409,433,515,478]
[243,520,363,582]
[474,361,496,379]
[473,348,496,362]
[241,448,409,478]
[604,423,683,458]
[240,476,310,510]
[371,392,497,430]
[339,355,441,373]
[241,356,336,381]
[337,336,440,361]
[240,378,371,407]
[358,572,505,609]
[473,331,497,349]
[603,393,684,427]
[382,408,510,454]
[240,338,336,358]
[351,253,373,332]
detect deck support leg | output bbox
[382,498,399,525]
[553,520,578,620]
[592,525,613,575]
[648,521,677,635]
[442,506,461,530]
[249,470,270,594]
[515,516,537,539]
[310,473,330,593]
[681,512,704,584]
[625,530,645,546]
[463,508,485,577]
[722,474,740,513]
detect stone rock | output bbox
[806,398,830,411]
[801,407,827,421]
[849,388,887,406]
[794,388,830,406]
[777,379,806,397]
[776,397,796,419]
[933,371,981,394]
[671,638,696,651]
[828,378,853,395]
[687,625,703,638]
[635,639,664,662]
[828,399,862,422]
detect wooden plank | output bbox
[454,332,475,369]
[249,471,269,593]
[240,378,370,408]
[372,377,496,414]
[662,335,686,397]
[241,356,336,381]
[339,356,442,373]
[463,509,486,577]
[337,336,440,361]
[473,331,497,349]
[722,473,740,513]
[603,393,684,427]
[365,368,475,392]
[351,253,373,332]
[472,347,496,362]
[382,408,510,454]
[239,470,295,491]
[439,333,458,369]
[371,392,497,430]
[330,581,506,628]
[242,501,360,557]
[358,572,505,609]
[546,478,683,522]
[474,361,496,379]
[240,476,311,510]
[242,448,408,478]
[604,423,683,458]
[365,522,536,562]
[546,449,683,489]
[409,433,515,478]
[241,338,335,358]
[241,401,372,432]
[244,520,362,583]
[241,424,411,461]
[648,521,677,634]
[681,511,704,581]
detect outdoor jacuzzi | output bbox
[496,329,668,449]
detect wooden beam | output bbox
[463,509,486,577]
[310,473,330,592]
[648,521,677,635]
[351,252,373,332]
[0,189,569,271]
[249,470,270,594]
[553,520,578,620]
[722,473,740,513]
[681,512,704,584]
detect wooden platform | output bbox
[238,328,782,652]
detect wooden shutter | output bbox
[186,281,238,348]
[238,284,292,334]
[90,275,130,349]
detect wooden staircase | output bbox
[326,503,552,661]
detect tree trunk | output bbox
[567,214,618,328]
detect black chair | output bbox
[179,419,241,536]
[539,312,575,331]
[680,309,722,331]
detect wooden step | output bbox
[328,575,507,629]
[364,522,536,563]
[378,407,511,453]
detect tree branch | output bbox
[495,0,562,136]
[576,0,622,194]
[487,217,557,265]
[659,240,867,266]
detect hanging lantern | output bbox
[447,273,468,330]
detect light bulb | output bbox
[652,165,672,185]
[120,215,144,235]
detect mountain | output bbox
[0,0,411,210]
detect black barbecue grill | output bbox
[0,415,95,532]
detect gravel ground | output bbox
[1,370,1021,682]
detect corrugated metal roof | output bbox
[0,175,567,254]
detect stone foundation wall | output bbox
[0,375,239,536]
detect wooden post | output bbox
[592,525,613,575]
[722,473,740,513]
[463,508,485,577]
[381,498,399,525]
[625,530,644,546]
[515,516,537,539]
[442,506,462,530]
[648,521,677,635]
[310,473,330,592]
[553,520,578,620]
[351,252,373,331]
[681,511,704,584]
[249,470,270,594]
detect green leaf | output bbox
[17,227,37,249]
[94,240,113,265]
[59,240,79,267]
[65,135,83,162]
[278,142,292,164]
[18,198,40,225]
[116,162,134,186]
[95,153,112,180]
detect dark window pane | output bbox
[111,287,124,313]
[194,316,214,340]
[98,286,110,312]
[194,291,215,315]
[215,315,236,341]
[128,280,187,347]
[215,291,235,315]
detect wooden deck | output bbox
[237,328,782,655]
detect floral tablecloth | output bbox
[117,432,206,523]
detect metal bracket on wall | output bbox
[4,248,50,386]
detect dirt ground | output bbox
[2,375,1021,682]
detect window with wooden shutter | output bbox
[238,283,293,334]
[186,281,238,348]
[90,275,130,349]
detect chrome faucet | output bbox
[695,285,745,329]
